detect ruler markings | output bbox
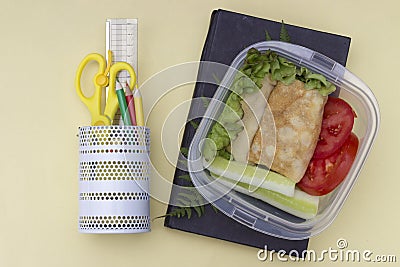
[106,18,138,125]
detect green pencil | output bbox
[116,81,132,125]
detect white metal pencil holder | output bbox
[78,125,151,234]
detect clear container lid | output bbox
[187,41,380,240]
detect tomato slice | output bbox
[297,133,359,196]
[313,97,355,159]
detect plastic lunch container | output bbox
[187,41,380,240]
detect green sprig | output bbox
[265,30,272,41]
[153,159,218,221]
[200,96,210,108]
[180,147,189,157]
[279,20,290,42]
[178,174,191,182]
[189,120,199,130]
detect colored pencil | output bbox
[125,82,137,126]
[133,88,144,126]
[116,81,131,125]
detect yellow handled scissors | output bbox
[75,50,137,126]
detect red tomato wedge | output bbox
[297,133,359,196]
[313,97,355,159]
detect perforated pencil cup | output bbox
[78,126,151,234]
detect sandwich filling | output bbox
[248,80,327,182]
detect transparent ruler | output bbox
[106,18,138,124]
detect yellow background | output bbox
[1,0,399,266]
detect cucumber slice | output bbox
[204,156,295,197]
[214,175,319,219]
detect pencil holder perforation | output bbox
[78,125,151,234]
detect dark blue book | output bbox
[164,9,351,253]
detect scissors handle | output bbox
[105,62,137,121]
[75,53,111,126]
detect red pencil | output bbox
[125,82,137,126]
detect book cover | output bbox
[163,9,351,252]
